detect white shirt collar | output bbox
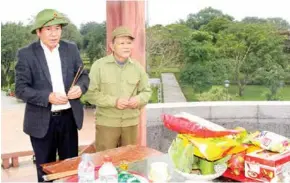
[40,40,60,52]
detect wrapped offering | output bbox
[249,131,290,153]
[180,134,246,161]
[162,114,239,138]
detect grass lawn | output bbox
[180,84,290,101]
[279,86,290,100]
[149,87,159,103]
[173,72,290,101]
[229,85,290,101]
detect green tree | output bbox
[185,7,233,30]
[200,17,232,34]
[62,23,82,49]
[256,65,287,100]
[80,22,106,62]
[146,24,191,75]
[182,31,217,63]
[180,63,213,93]
[285,64,290,84]
[266,18,290,30]
[182,30,234,85]
[180,31,219,92]
[242,17,268,24]
[1,22,35,88]
[217,23,287,96]
[242,17,290,30]
[200,17,233,44]
[207,58,235,84]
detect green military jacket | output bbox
[86,54,152,127]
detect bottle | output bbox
[78,153,95,183]
[98,155,118,183]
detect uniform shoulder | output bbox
[91,55,111,68]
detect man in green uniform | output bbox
[86,26,152,151]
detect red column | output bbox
[106,1,147,146]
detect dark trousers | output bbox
[30,109,78,182]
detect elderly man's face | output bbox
[36,25,62,51]
[111,36,134,61]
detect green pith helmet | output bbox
[111,26,135,41]
[31,9,69,34]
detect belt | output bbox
[51,109,71,116]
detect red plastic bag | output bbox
[162,114,239,138]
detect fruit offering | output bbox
[180,134,246,161]
[162,114,239,138]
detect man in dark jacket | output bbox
[15,9,89,182]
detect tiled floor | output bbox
[1,93,96,182]
[1,157,37,182]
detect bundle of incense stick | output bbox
[129,80,140,100]
[70,65,84,88]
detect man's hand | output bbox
[128,97,140,109]
[116,98,129,110]
[49,93,69,105]
[67,86,82,99]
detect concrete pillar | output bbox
[106,1,147,146]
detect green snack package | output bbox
[118,171,141,183]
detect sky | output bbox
[1,0,290,28]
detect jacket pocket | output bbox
[100,77,117,95]
[126,78,139,95]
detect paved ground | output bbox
[1,92,96,182]
[161,73,187,103]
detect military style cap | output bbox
[112,26,135,41]
[31,9,69,34]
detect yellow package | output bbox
[178,134,247,161]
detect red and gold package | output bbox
[245,149,290,182]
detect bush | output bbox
[197,86,232,101]
[180,63,213,93]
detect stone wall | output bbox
[146,101,290,153]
